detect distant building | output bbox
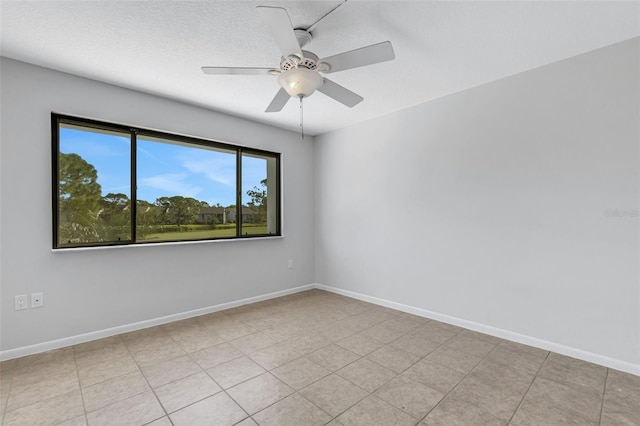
[195,206,257,224]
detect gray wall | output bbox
[0,58,315,352]
[2,38,639,372]
[315,38,639,368]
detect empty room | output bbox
[0,1,638,425]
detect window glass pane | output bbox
[58,124,131,247]
[241,152,278,236]
[54,114,281,248]
[136,136,237,242]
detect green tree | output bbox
[99,193,131,241]
[100,193,129,220]
[155,196,172,225]
[102,192,129,207]
[58,153,103,244]
[155,196,201,228]
[246,179,267,223]
[136,199,161,238]
[59,153,102,220]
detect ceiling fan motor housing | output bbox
[280,50,320,71]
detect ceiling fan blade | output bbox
[320,41,395,74]
[317,78,363,107]
[256,6,303,59]
[202,67,273,76]
[265,88,291,112]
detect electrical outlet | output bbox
[288,259,294,269]
[31,292,44,308]
[15,295,27,310]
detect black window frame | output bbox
[52,113,281,249]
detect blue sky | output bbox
[60,127,266,207]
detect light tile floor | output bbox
[1,289,638,425]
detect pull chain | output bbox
[299,96,304,140]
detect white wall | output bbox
[2,37,639,372]
[0,58,315,353]
[315,38,639,370]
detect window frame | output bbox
[52,113,281,249]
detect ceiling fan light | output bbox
[278,68,323,98]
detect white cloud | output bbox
[137,146,166,164]
[181,156,235,186]
[138,173,203,198]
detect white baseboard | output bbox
[3,282,639,377]
[0,284,314,361]
[314,283,640,376]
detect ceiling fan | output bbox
[201,5,395,113]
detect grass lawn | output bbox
[140,224,268,241]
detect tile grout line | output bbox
[311,371,371,421]
[293,389,338,423]
[73,338,142,384]
[161,324,252,424]
[121,334,172,425]
[504,350,551,425]
[415,337,510,425]
[205,366,254,423]
[270,343,369,422]
[276,305,404,422]
[297,320,465,423]
[177,310,298,424]
[221,371,283,424]
[220,300,326,422]
[0,297,438,425]
[3,350,86,424]
[0,366,13,426]
[249,320,369,423]
[7,292,628,425]
[525,352,612,423]
[597,368,610,425]
[362,329,454,422]
[71,346,91,425]
[231,300,403,424]
[208,309,306,422]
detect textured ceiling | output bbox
[1,1,639,136]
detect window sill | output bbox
[51,235,285,252]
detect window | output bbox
[52,114,280,249]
